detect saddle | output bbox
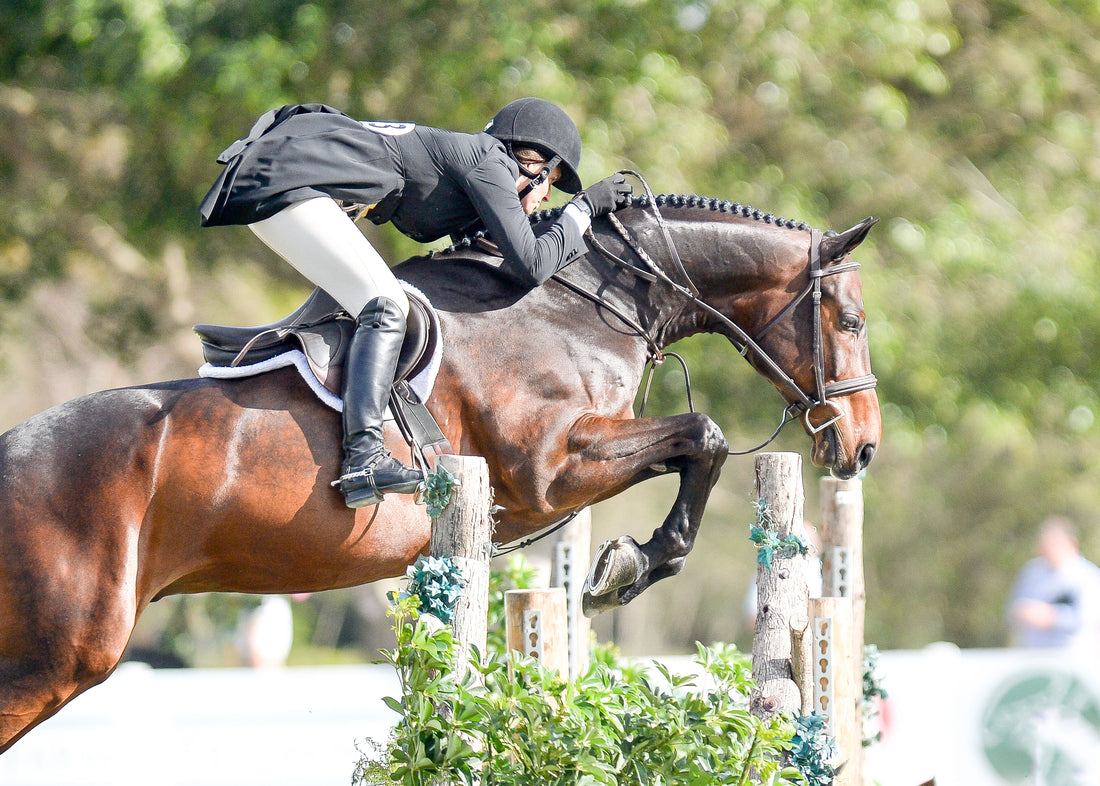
[194,287,453,466]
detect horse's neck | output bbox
[556,225,678,350]
[608,210,811,346]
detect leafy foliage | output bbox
[788,715,839,786]
[3,0,1100,650]
[397,555,466,626]
[359,560,807,786]
[420,465,458,520]
[749,498,811,570]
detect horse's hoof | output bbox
[581,587,624,617]
[584,536,645,598]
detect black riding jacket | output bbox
[200,103,587,288]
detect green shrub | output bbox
[354,557,809,786]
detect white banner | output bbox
[870,644,1100,786]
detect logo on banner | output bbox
[981,669,1100,784]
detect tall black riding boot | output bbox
[332,297,425,508]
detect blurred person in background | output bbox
[1006,515,1100,649]
[237,595,294,668]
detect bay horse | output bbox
[0,193,880,752]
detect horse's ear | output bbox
[821,217,878,263]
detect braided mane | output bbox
[536,194,814,232]
[428,194,814,258]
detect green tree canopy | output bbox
[3,0,1100,650]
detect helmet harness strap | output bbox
[507,142,562,200]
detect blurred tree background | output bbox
[2,0,1100,660]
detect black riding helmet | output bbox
[484,97,583,194]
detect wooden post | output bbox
[810,597,857,786]
[429,454,494,679]
[550,507,592,678]
[820,476,865,786]
[820,477,865,655]
[751,452,811,721]
[504,588,569,676]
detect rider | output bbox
[199,98,632,508]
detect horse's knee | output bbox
[681,413,728,461]
[699,414,729,457]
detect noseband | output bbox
[561,173,877,454]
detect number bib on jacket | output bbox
[362,121,416,136]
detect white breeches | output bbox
[248,196,410,318]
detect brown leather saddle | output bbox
[194,287,453,466]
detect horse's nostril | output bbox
[858,442,876,468]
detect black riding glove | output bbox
[576,173,633,217]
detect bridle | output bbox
[553,172,878,455]
[742,227,879,436]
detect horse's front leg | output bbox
[561,412,728,615]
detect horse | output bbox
[0,193,880,752]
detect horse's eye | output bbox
[840,313,863,332]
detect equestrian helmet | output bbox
[485,97,583,193]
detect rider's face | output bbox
[518,175,554,214]
[515,155,561,215]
